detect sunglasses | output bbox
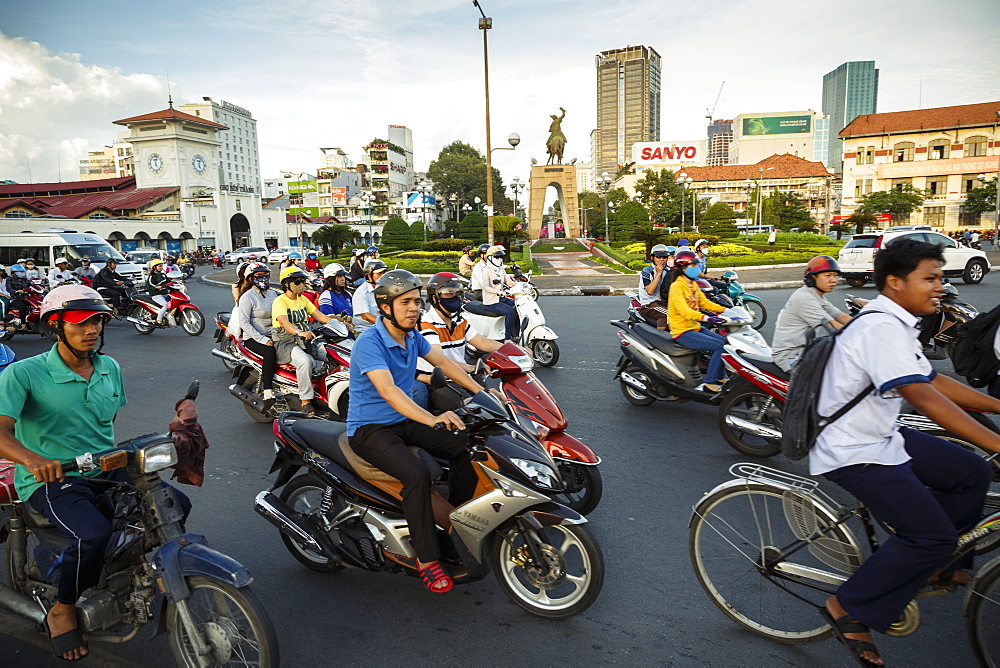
[289,279,306,286]
[437,290,460,298]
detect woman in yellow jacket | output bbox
[667,249,727,393]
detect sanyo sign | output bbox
[632,141,706,166]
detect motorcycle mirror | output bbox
[185,380,200,401]
[430,367,447,389]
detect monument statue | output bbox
[545,107,567,165]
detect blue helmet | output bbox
[366,245,378,254]
[666,246,677,254]
[9,264,25,275]
[677,238,691,247]
[0,345,15,372]
[287,252,302,260]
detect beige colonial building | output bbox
[840,101,1000,230]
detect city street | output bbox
[1,271,998,666]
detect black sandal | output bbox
[820,608,883,666]
[43,613,88,661]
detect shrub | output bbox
[748,232,835,245]
[423,238,474,251]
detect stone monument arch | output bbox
[528,165,581,239]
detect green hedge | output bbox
[747,232,836,245]
[708,251,815,268]
[594,243,635,270]
[422,238,474,251]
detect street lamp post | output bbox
[509,177,526,218]
[685,175,695,232]
[416,179,430,242]
[598,171,613,241]
[359,191,374,245]
[679,172,688,233]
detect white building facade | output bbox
[179,97,261,197]
[729,111,830,167]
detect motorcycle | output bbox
[95,279,141,319]
[509,262,540,301]
[471,343,603,514]
[213,255,223,269]
[2,279,48,340]
[0,382,279,665]
[719,270,767,329]
[463,282,560,367]
[846,281,978,361]
[212,317,353,422]
[126,270,205,336]
[256,375,604,619]
[178,260,195,280]
[612,303,770,406]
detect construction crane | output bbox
[706,81,725,124]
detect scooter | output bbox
[510,262,540,301]
[256,372,604,619]
[463,282,560,366]
[126,270,205,336]
[846,281,978,361]
[0,382,279,665]
[612,305,770,406]
[474,343,603,514]
[1,279,47,340]
[212,318,353,422]
[719,270,767,329]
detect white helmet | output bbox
[323,262,346,278]
[54,257,70,266]
[694,238,709,251]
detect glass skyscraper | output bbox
[822,61,878,173]
[594,46,661,180]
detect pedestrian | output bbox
[768,229,777,246]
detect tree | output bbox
[631,222,668,258]
[409,220,425,247]
[611,200,648,242]
[963,178,997,214]
[699,202,740,238]
[459,211,487,243]
[381,216,411,248]
[578,190,603,236]
[857,185,925,221]
[830,222,853,240]
[634,168,683,226]
[312,224,354,256]
[845,211,877,235]
[494,216,526,252]
[426,140,508,211]
[774,192,815,230]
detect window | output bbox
[923,206,945,226]
[88,212,109,219]
[4,209,31,218]
[893,142,914,162]
[928,140,950,160]
[864,179,872,195]
[926,176,948,196]
[925,232,957,248]
[961,208,982,226]
[866,146,875,164]
[965,135,987,157]
[891,178,913,190]
[961,174,980,193]
[855,150,864,165]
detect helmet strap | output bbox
[54,314,103,359]
[381,301,416,333]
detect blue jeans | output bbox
[410,380,429,409]
[674,327,726,384]
[482,298,519,341]
[824,427,990,633]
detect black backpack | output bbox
[781,311,880,461]
[951,304,1000,388]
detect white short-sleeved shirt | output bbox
[771,286,845,371]
[809,294,936,475]
[415,307,479,372]
[351,282,377,332]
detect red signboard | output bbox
[831,214,892,225]
[331,187,347,207]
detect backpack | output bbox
[951,304,1000,388]
[781,311,880,461]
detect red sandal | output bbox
[418,561,453,594]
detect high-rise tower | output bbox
[822,61,879,173]
[706,119,733,166]
[594,46,661,179]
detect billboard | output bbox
[742,115,811,136]
[287,180,317,194]
[331,187,347,207]
[632,140,706,165]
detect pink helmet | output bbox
[40,285,114,324]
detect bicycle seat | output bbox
[631,322,698,357]
[463,300,498,317]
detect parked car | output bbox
[226,246,269,264]
[267,246,296,264]
[838,229,990,287]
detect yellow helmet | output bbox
[148,258,164,270]
[279,265,308,283]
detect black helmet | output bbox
[363,259,388,276]
[426,272,463,300]
[374,270,422,331]
[462,246,473,253]
[477,243,490,255]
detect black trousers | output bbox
[350,421,477,562]
[5,298,30,322]
[243,338,277,391]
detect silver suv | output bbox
[226,246,268,264]
[838,229,989,287]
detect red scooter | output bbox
[1,279,47,340]
[212,315,353,422]
[480,342,603,514]
[126,271,205,336]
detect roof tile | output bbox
[672,154,830,182]
[113,108,228,130]
[841,101,1000,138]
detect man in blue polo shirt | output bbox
[348,269,485,595]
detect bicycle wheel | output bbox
[690,481,863,644]
[966,556,1000,666]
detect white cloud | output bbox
[0,34,169,183]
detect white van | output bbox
[0,229,145,284]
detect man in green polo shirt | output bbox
[0,285,125,661]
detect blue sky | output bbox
[2,0,998,186]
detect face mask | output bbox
[683,265,701,280]
[438,296,463,315]
[700,248,710,256]
[253,277,270,290]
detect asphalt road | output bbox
[1,269,997,666]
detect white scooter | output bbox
[464,282,560,366]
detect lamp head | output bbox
[507,133,520,147]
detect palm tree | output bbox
[631,222,668,260]
[313,224,354,258]
[493,216,527,254]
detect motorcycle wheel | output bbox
[716,381,783,457]
[741,300,768,330]
[180,308,205,336]
[241,375,272,423]
[551,462,603,515]
[528,285,540,301]
[167,576,279,668]
[131,305,156,335]
[531,339,559,366]
[846,277,867,288]
[2,519,41,594]
[219,338,239,372]
[491,522,604,619]
[278,474,345,572]
[619,366,655,406]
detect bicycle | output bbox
[689,462,1000,665]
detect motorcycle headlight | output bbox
[509,353,534,372]
[135,441,178,473]
[511,458,558,490]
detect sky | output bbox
[2,0,999,189]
